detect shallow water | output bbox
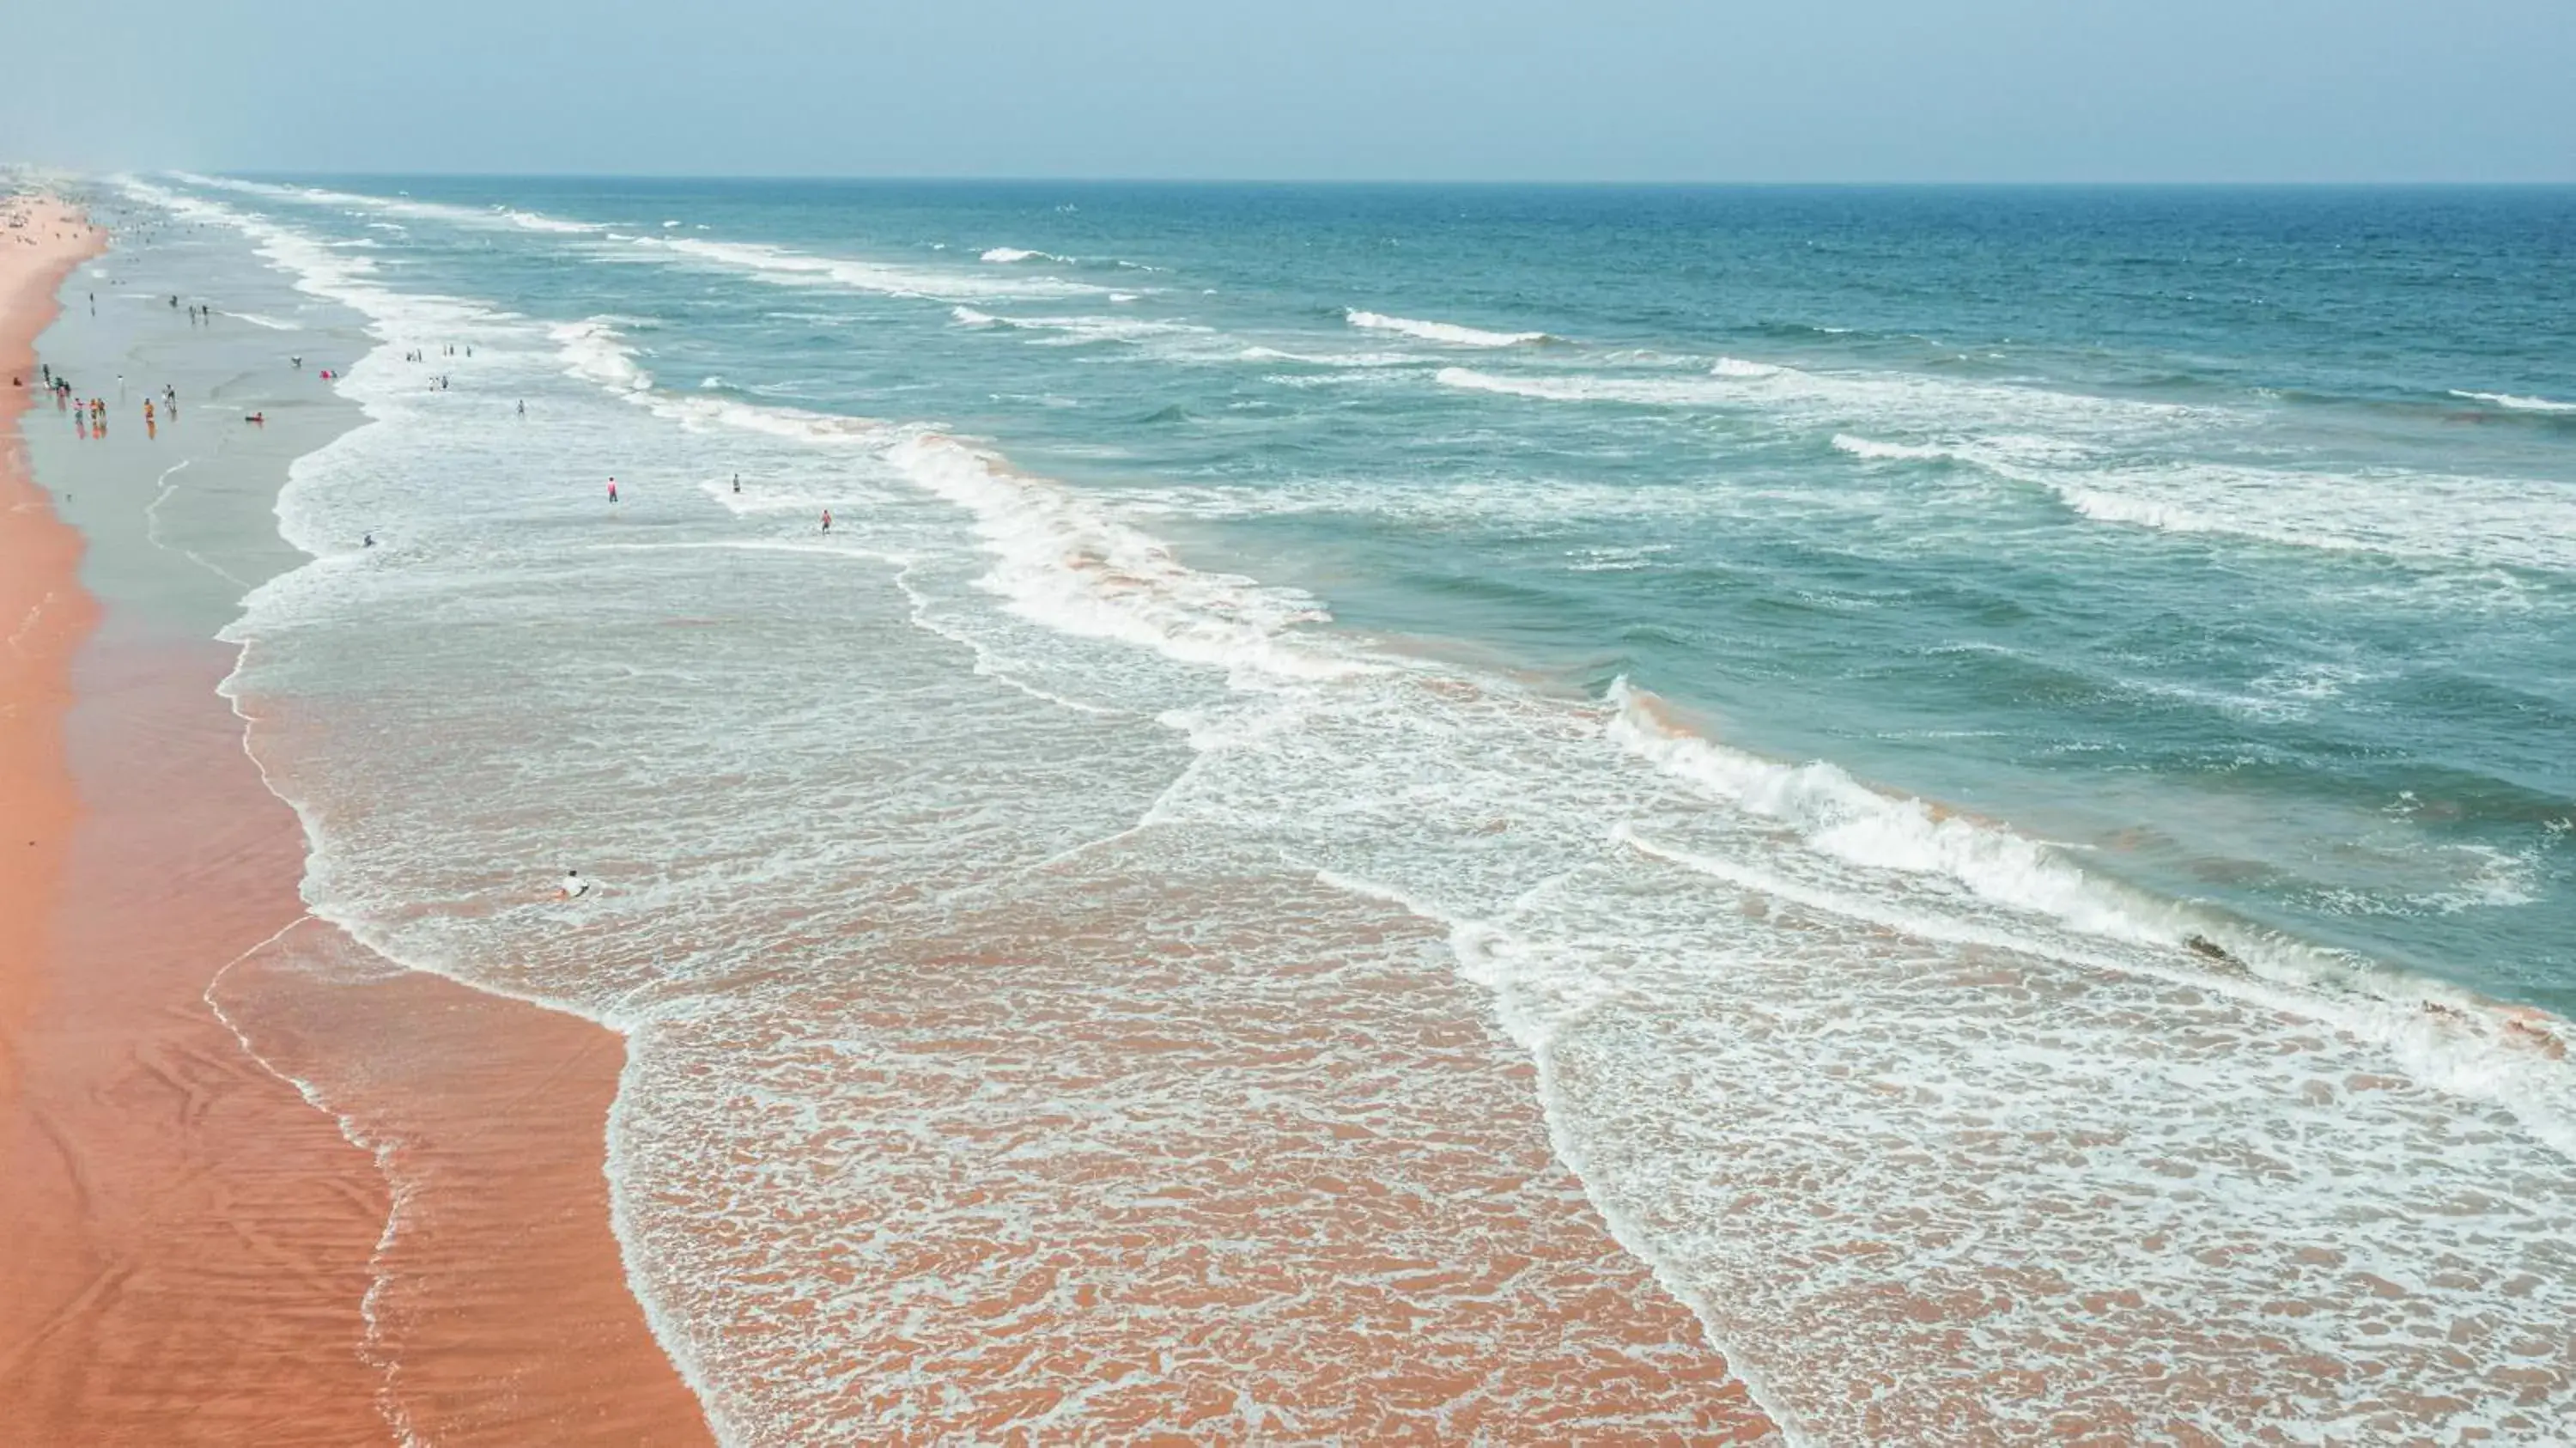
[112,174,2576,1442]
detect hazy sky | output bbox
[11,0,2574,181]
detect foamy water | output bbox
[124,174,2576,1443]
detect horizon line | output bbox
[55,168,2576,190]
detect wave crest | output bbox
[1346,309,1552,349]
[2451,389,2576,414]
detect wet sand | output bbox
[0,198,114,1422]
[0,196,98,1118]
[2,637,389,1443]
[0,194,709,1445]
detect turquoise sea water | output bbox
[112,174,2576,1441]
[260,178,2576,1007]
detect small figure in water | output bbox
[556,869,591,900]
[732,473,740,494]
[290,356,302,370]
[363,532,376,548]
[821,508,832,533]
[608,478,619,502]
[517,400,526,417]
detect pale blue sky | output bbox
[12,0,2575,180]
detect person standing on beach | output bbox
[608,478,620,503]
[821,509,832,533]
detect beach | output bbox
[4,170,2572,1443]
[0,199,96,1129]
[0,194,709,1445]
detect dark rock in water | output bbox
[2184,934,2237,964]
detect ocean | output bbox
[110,174,2576,1441]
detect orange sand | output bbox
[0,198,708,1445]
[0,198,98,1129]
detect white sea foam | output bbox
[2451,389,2576,413]
[2025,459,2576,573]
[1238,345,1420,368]
[981,246,1070,265]
[883,434,1356,683]
[1606,677,2177,947]
[1831,433,1950,461]
[1602,677,2576,1138]
[224,311,304,331]
[1438,358,2193,441]
[550,318,653,392]
[633,233,1110,302]
[1346,309,1552,348]
[551,315,893,448]
[1443,357,2575,575]
[170,172,1107,307]
[1433,367,1726,406]
[505,210,603,234]
[945,307,1211,344]
[170,171,609,236]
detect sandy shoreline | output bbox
[0,196,98,1126]
[0,192,708,1445]
[8,180,1788,1443]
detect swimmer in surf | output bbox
[557,869,591,900]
